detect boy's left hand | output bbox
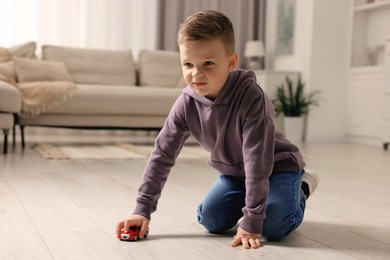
[231,227,261,249]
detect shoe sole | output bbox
[302,169,319,197]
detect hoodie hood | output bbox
[182,69,257,106]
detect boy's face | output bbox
[179,38,237,100]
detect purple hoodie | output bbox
[133,69,305,234]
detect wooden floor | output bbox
[1,133,390,259]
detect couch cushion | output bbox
[139,49,182,88]
[48,84,182,116]
[42,45,136,86]
[8,41,37,59]
[0,81,22,113]
[0,48,16,84]
[0,42,37,84]
[0,61,17,84]
[0,47,12,62]
[14,58,73,82]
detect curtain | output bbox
[1,0,266,64]
[155,0,266,68]
[0,0,157,58]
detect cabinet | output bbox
[350,0,390,68]
[347,0,390,147]
[347,67,385,137]
[383,40,390,149]
[252,70,300,133]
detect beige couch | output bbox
[0,42,32,153]
[0,42,186,149]
[0,83,21,154]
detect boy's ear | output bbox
[228,52,238,72]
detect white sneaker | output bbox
[302,169,319,199]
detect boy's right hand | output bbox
[116,214,150,239]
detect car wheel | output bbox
[134,235,138,241]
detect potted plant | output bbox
[272,76,320,143]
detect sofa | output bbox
[0,42,31,153]
[0,83,21,154]
[0,42,186,152]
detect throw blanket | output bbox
[0,46,76,118]
[16,81,76,117]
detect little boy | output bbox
[116,10,319,249]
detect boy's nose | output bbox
[192,66,204,76]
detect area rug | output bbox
[32,143,210,160]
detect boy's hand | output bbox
[231,227,261,249]
[116,214,150,239]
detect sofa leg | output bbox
[12,124,16,148]
[13,113,18,149]
[3,129,9,154]
[20,125,25,149]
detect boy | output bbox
[116,10,319,249]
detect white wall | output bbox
[266,0,351,142]
[265,0,314,81]
[308,0,350,142]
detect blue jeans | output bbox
[197,169,306,241]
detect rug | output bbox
[32,143,210,160]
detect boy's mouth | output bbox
[192,82,206,87]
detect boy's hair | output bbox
[178,10,235,55]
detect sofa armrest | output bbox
[0,80,22,113]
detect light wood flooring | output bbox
[1,133,390,259]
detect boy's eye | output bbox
[204,61,214,66]
[183,63,193,68]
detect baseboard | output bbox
[305,134,347,143]
[346,135,386,148]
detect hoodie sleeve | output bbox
[240,92,276,234]
[133,95,190,220]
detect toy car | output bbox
[119,226,149,241]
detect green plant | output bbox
[273,76,320,117]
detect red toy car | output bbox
[119,226,149,241]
